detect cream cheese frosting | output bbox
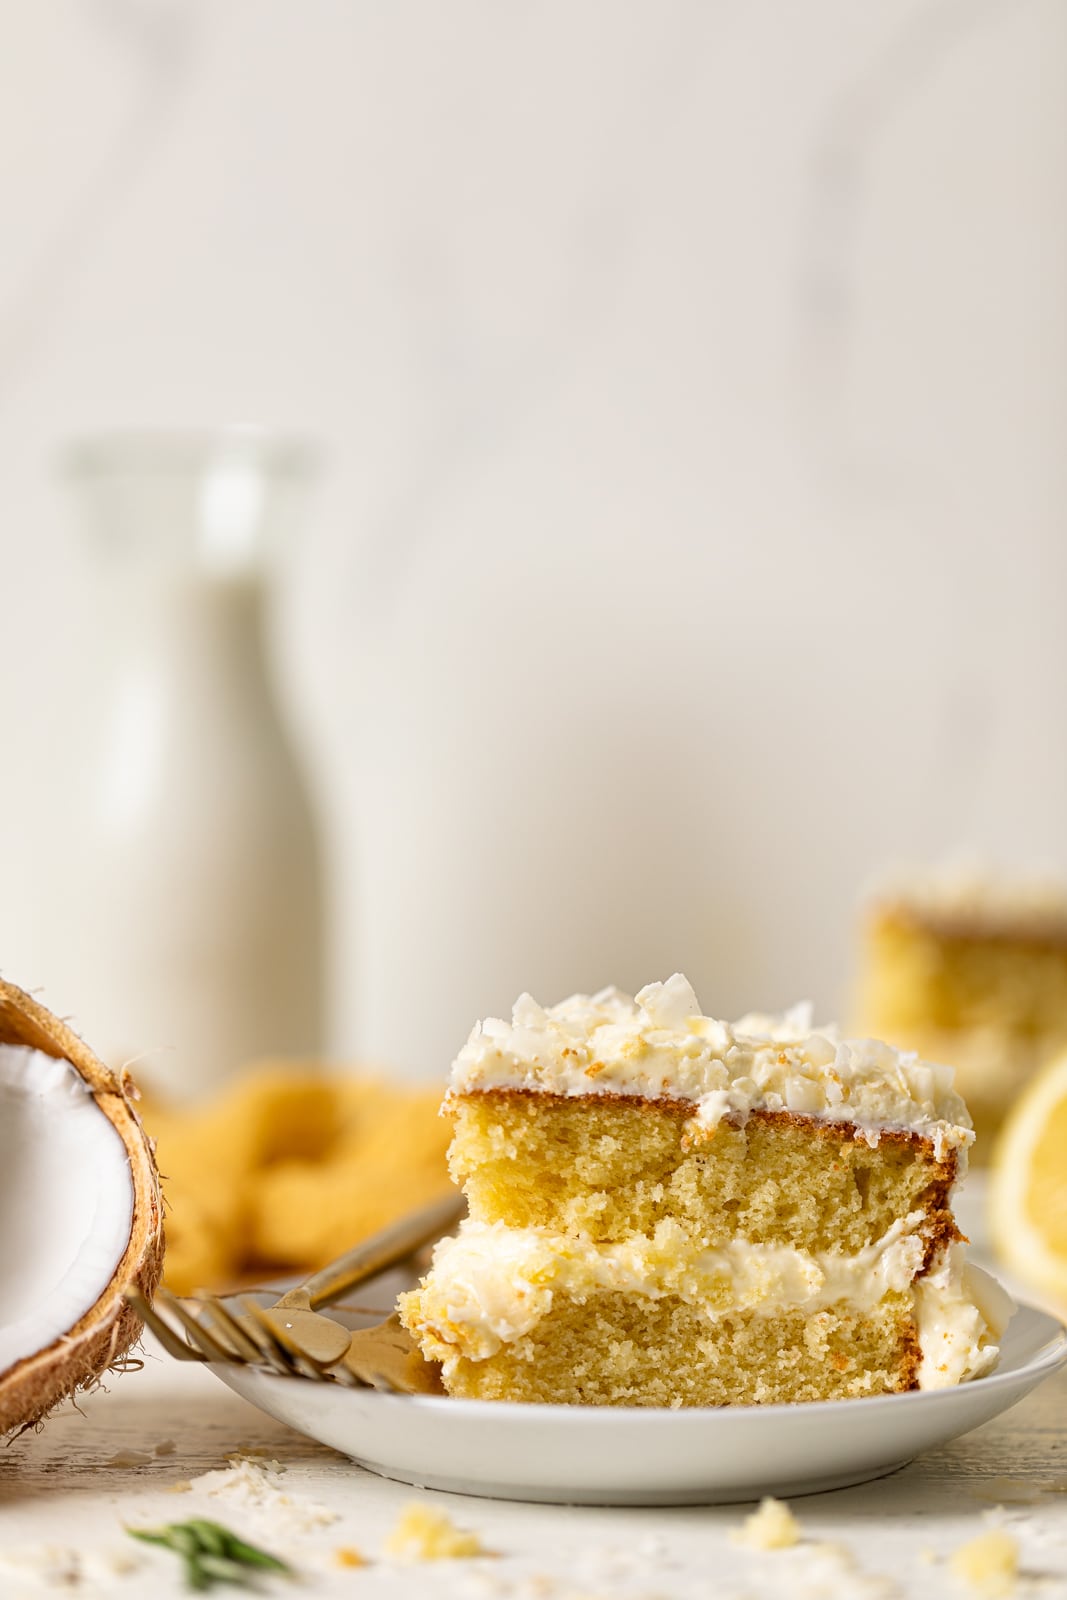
[870,863,1067,936]
[401,1219,1002,1390]
[913,1251,1014,1388]
[450,974,973,1156]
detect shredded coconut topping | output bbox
[451,974,973,1153]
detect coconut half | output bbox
[0,978,163,1434]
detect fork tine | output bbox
[195,1296,267,1363]
[129,1283,348,1384]
[239,1298,303,1377]
[267,1327,338,1380]
[249,1320,327,1382]
[156,1289,240,1364]
[220,1297,350,1384]
[230,1299,355,1388]
[125,1286,207,1363]
[327,1361,362,1388]
[238,1302,323,1380]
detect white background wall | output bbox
[1,1,1065,1079]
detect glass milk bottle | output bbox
[57,431,323,1099]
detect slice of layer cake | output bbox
[858,871,1067,1148]
[399,975,1009,1406]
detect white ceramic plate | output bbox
[209,1291,1066,1506]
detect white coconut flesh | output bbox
[0,1045,134,1375]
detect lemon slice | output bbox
[989,1047,1067,1307]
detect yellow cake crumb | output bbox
[384,1503,486,1561]
[948,1529,1019,1596]
[731,1496,802,1550]
[334,1546,367,1568]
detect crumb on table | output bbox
[948,1529,1019,1597]
[335,1546,367,1568]
[731,1497,802,1550]
[385,1503,486,1561]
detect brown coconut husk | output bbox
[0,978,164,1435]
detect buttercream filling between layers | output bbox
[402,1220,1006,1390]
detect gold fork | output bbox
[128,1191,462,1392]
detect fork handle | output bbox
[297,1192,465,1311]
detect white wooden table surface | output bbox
[2,1189,1065,1600]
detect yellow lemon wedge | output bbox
[989,1046,1067,1308]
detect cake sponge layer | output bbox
[430,1292,919,1406]
[449,1091,958,1254]
[863,907,1067,1035]
[400,1219,1004,1401]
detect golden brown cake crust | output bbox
[452,1085,959,1157]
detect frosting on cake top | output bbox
[869,864,1067,938]
[449,973,974,1153]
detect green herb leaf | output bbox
[183,1554,212,1592]
[128,1529,176,1551]
[170,1526,203,1561]
[198,1554,259,1583]
[127,1519,292,1590]
[184,1521,233,1559]
[218,1532,291,1573]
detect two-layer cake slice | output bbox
[399,975,1009,1406]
